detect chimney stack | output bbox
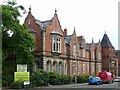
[77,36,83,41]
[64,28,67,36]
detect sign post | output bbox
[14,64,30,87]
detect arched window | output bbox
[46,61,52,72]
[91,51,94,59]
[28,19,30,25]
[53,61,57,72]
[83,64,86,73]
[91,64,94,74]
[58,62,62,74]
[73,45,76,57]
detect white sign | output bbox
[17,64,27,72]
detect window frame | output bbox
[52,36,61,53]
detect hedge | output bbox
[76,74,90,83]
[30,69,49,87]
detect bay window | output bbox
[52,37,61,53]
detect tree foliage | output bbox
[1,0,35,86]
[2,1,34,64]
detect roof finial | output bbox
[105,30,106,34]
[55,8,57,14]
[74,26,75,30]
[29,5,31,13]
[92,37,94,43]
[73,26,76,33]
[99,38,100,43]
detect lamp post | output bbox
[73,73,77,84]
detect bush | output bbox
[59,75,72,84]
[77,74,89,83]
[48,72,60,85]
[10,81,23,89]
[30,69,49,87]
[2,74,13,87]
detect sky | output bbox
[1,0,119,50]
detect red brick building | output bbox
[101,32,119,77]
[24,8,118,77]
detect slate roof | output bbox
[64,35,72,44]
[51,30,63,36]
[115,50,120,56]
[86,43,91,50]
[101,33,113,48]
[28,29,36,33]
[35,18,53,29]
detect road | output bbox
[23,82,120,90]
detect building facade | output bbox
[101,32,119,77]
[24,8,118,77]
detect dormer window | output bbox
[29,33,36,51]
[52,37,61,53]
[28,29,36,52]
[51,30,63,53]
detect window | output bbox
[91,51,94,59]
[52,37,61,53]
[28,19,30,25]
[73,44,76,57]
[46,61,52,72]
[98,52,101,60]
[98,65,101,72]
[58,62,62,74]
[30,33,36,51]
[83,49,86,58]
[78,62,81,74]
[83,64,86,73]
[53,62,57,72]
[92,64,94,73]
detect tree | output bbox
[1,0,35,87]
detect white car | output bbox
[114,77,120,82]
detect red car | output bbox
[98,71,114,84]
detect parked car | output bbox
[88,76,102,85]
[114,77,120,82]
[98,71,114,83]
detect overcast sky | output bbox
[1,0,119,50]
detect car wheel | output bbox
[89,83,91,85]
[96,82,99,85]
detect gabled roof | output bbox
[101,33,113,48]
